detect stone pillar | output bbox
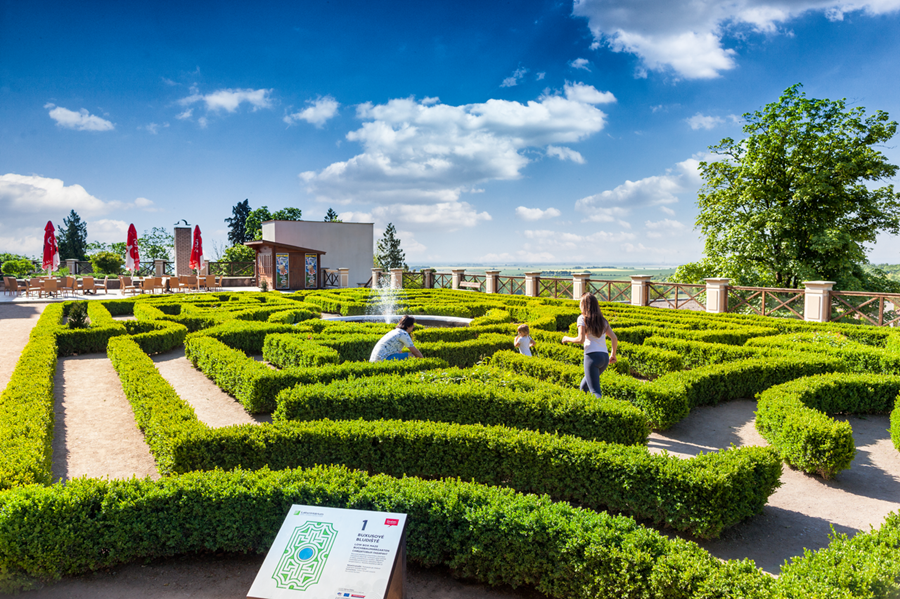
[630,275,652,307]
[371,268,383,289]
[173,226,192,275]
[65,258,77,275]
[572,272,591,299]
[339,268,349,288]
[704,278,730,314]
[451,269,466,290]
[201,260,209,276]
[525,272,541,297]
[804,281,835,323]
[154,259,166,277]
[390,268,404,289]
[485,270,500,294]
[424,269,434,289]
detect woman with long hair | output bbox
[562,293,618,398]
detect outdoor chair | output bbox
[80,277,96,295]
[60,276,76,297]
[203,274,216,291]
[182,275,199,292]
[4,277,24,297]
[120,276,139,295]
[25,278,43,298]
[140,278,155,294]
[41,279,59,299]
[152,277,165,293]
[167,276,183,293]
[96,276,109,294]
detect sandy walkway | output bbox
[0,303,46,395]
[649,400,900,573]
[152,348,271,426]
[51,354,159,482]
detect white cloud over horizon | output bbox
[573,0,900,79]
[44,104,114,131]
[178,87,273,115]
[516,206,562,221]
[686,113,724,130]
[299,84,613,210]
[284,96,340,127]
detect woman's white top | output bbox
[577,315,607,354]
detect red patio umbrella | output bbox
[125,224,140,273]
[189,225,203,272]
[42,220,59,274]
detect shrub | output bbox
[263,333,340,368]
[0,258,34,277]
[89,251,124,275]
[66,301,89,329]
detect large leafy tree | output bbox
[57,210,88,261]
[245,206,302,240]
[374,222,407,270]
[225,199,251,245]
[140,227,174,261]
[680,84,899,290]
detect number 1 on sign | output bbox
[361,520,368,531]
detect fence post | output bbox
[65,258,77,274]
[390,268,404,289]
[804,281,835,323]
[704,278,730,313]
[485,270,500,294]
[371,268,383,289]
[572,272,591,298]
[154,259,166,277]
[630,275,651,306]
[451,269,465,290]
[424,269,434,289]
[525,272,541,297]
[339,268,349,288]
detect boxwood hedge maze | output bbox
[1,289,899,597]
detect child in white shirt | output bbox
[513,324,536,356]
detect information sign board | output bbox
[275,254,290,290]
[248,504,407,599]
[305,254,317,288]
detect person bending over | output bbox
[369,315,424,362]
[561,293,617,398]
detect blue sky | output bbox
[2,0,899,266]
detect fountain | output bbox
[321,272,472,328]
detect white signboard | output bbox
[248,504,407,599]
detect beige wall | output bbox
[262,220,374,287]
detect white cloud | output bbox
[501,67,528,87]
[339,201,491,231]
[522,229,636,254]
[536,72,546,81]
[284,96,340,127]
[143,122,169,134]
[573,0,900,79]
[301,87,611,206]
[87,219,129,242]
[516,206,562,221]
[569,58,591,71]
[44,104,114,131]
[177,87,273,121]
[397,230,427,255]
[686,113,724,130]
[660,206,676,216]
[564,81,616,104]
[575,157,702,223]
[546,145,586,164]
[645,218,687,230]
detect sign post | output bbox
[248,505,407,599]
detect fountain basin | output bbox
[321,314,472,328]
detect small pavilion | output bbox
[245,240,326,290]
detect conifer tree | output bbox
[57,210,88,261]
[225,199,251,245]
[374,222,407,270]
[324,208,341,222]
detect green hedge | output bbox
[0,315,58,490]
[643,336,771,369]
[747,332,900,375]
[0,465,778,598]
[416,333,512,368]
[107,336,206,473]
[267,308,318,324]
[122,320,188,355]
[756,373,900,478]
[168,418,780,538]
[186,320,296,354]
[530,330,682,378]
[55,303,126,356]
[273,368,649,445]
[184,336,448,413]
[263,333,340,368]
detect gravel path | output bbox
[0,303,46,394]
[152,348,271,427]
[51,353,159,482]
[649,400,900,574]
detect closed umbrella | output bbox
[125,224,140,273]
[189,225,203,272]
[42,220,59,274]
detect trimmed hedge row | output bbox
[263,333,340,368]
[272,368,650,445]
[643,336,771,369]
[107,336,206,473]
[747,332,900,375]
[267,308,318,324]
[186,321,296,354]
[184,336,448,413]
[167,418,781,538]
[756,373,900,478]
[416,333,513,368]
[0,309,59,490]
[0,465,778,598]
[122,320,188,355]
[55,302,126,356]
[530,330,683,378]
